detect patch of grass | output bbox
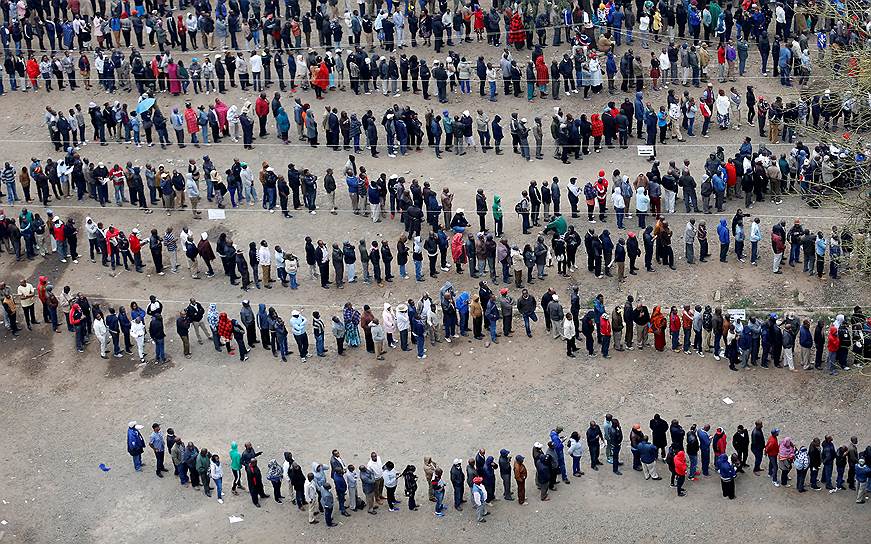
[731,297,754,309]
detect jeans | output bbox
[215,477,223,499]
[822,463,834,489]
[689,454,698,477]
[132,453,143,471]
[612,445,621,473]
[522,313,538,337]
[315,333,325,356]
[768,455,778,481]
[752,448,763,471]
[429,486,445,515]
[155,339,165,362]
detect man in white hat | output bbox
[127,421,146,472]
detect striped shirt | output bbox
[163,233,178,252]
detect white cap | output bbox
[552,295,559,302]
[533,442,543,449]
[453,458,463,465]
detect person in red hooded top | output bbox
[534,56,548,98]
[26,56,40,89]
[595,171,609,222]
[591,114,604,152]
[450,232,466,273]
[674,445,688,496]
[312,58,329,100]
[254,92,270,137]
[712,427,728,458]
[826,315,842,375]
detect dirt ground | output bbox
[0,37,869,544]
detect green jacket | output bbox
[545,215,567,236]
[229,442,242,470]
[492,195,503,221]
[196,452,210,474]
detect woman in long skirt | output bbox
[343,303,361,347]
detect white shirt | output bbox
[250,55,262,73]
[257,246,271,266]
[639,15,650,31]
[367,457,383,479]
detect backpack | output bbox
[514,201,523,214]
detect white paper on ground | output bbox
[208,209,226,220]
[722,397,734,405]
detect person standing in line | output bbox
[210,454,225,504]
[498,449,514,500]
[674,444,688,497]
[229,442,245,495]
[148,423,169,478]
[305,472,321,522]
[358,465,376,516]
[471,476,488,522]
[514,455,527,505]
[246,458,268,507]
[126,421,146,472]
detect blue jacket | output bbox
[634,92,645,121]
[550,430,564,453]
[738,326,752,350]
[367,185,381,204]
[698,429,711,452]
[456,291,470,313]
[127,427,145,455]
[717,219,730,244]
[638,441,658,464]
[799,325,813,348]
[716,454,737,479]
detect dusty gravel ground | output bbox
[0,37,869,544]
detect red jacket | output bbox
[764,435,779,457]
[69,303,83,325]
[591,114,604,137]
[255,97,270,118]
[534,57,549,86]
[681,309,693,329]
[129,233,141,253]
[725,162,737,187]
[674,451,687,476]
[827,325,839,352]
[669,313,681,333]
[599,316,612,336]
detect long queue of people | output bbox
[3,252,869,375]
[1,120,864,286]
[124,416,871,529]
[0,0,847,101]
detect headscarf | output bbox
[650,306,666,330]
[778,437,795,460]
